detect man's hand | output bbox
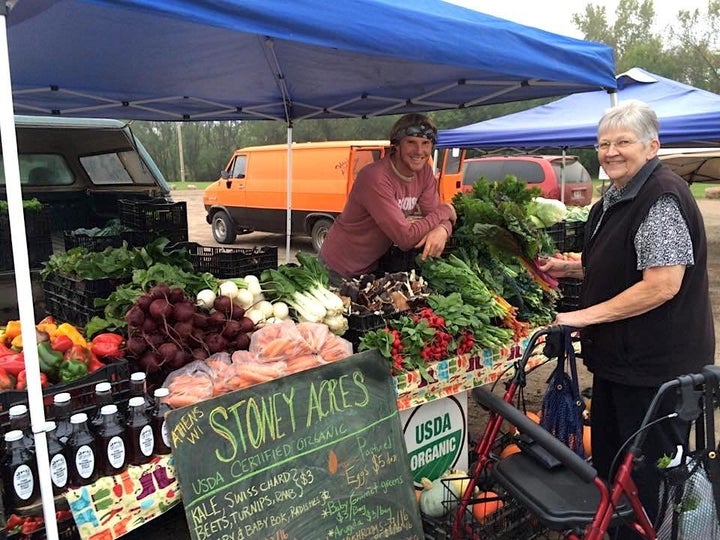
[416,225,449,259]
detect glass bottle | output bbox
[125,396,154,465]
[129,372,153,412]
[152,387,172,455]
[8,404,34,451]
[51,392,74,445]
[45,421,69,496]
[96,404,127,477]
[2,429,39,511]
[90,381,115,433]
[68,412,98,486]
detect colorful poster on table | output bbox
[64,454,181,539]
[167,350,424,540]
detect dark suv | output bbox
[462,155,593,206]
[0,115,172,319]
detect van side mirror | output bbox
[221,170,230,180]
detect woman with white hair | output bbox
[539,100,714,538]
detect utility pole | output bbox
[176,122,186,183]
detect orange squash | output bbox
[509,411,541,435]
[583,425,592,457]
[471,491,504,522]
[499,443,521,459]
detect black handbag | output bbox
[538,327,586,458]
[656,371,720,539]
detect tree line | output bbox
[130,0,720,184]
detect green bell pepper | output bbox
[37,341,64,380]
[58,358,88,383]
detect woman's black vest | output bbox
[580,160,714,386]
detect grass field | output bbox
[592,180,715,199]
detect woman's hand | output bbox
[537,255,583,279]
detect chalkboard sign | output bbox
[166,350,424,540]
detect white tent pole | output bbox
[0,8,58,539]
[285,126,292,264]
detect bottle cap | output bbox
[100,404,118,415]
[8,404,28,417]
[4,430,23,442]
[54,392,71,404]
[95,382,112,393]
[44,421,57,432]
[153,388,169,398]
[70,413,88,424]
[130,372,147,382]
[128,396,145,408]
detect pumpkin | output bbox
[499,443,521,459]
[509,411,541,435]
[442,468,476,500]
[470,490,504,523]
[419,477,448,517]
[583,424,592,457]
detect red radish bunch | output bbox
[125,283,256,384]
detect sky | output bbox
[444,0,709,39]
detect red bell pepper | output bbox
[15,370,48,390]
[64,343,90,365]
[51,334,74,353]
[0,341,15,356]
[0,366,16,390]
[0,352,26,377]
[87,352,106,373]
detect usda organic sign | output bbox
[399,394,468,485]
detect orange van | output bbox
[203,141,464,251]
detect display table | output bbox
[64,454,181,540]
[393,334,543,411]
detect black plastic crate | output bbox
[179,242,278,278]
[0,358,130,430]
[118,199,187,230]
[63,231,123,252]
[0,210,53,271]
[557,278,582,312]
[541,223,565,253]
[121,228,189,248]
[378,237,455,274]
[42,274,123,327]
[563,220,586,253]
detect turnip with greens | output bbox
[235,289,254,309]
[243,275,262,296]
[260,268,327,323]
[196,289,217,310]
[272,301,289,320]
[256,301,274,320]
[218,280,239,299]
[245,308,265,325]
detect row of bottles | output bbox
[1,373,173,513]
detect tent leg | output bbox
[0,12,58,540]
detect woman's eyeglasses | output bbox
[594,139,641,151]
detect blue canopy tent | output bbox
[0,1,616,535]
[436,68,720,149]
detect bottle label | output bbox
[75,445,96,479]
[107,436,126,469]
[50,453,68,489]
[139,425,154,457]
[161,420,171,448]
[13,464,35,500]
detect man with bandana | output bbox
[320,113,456,278]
